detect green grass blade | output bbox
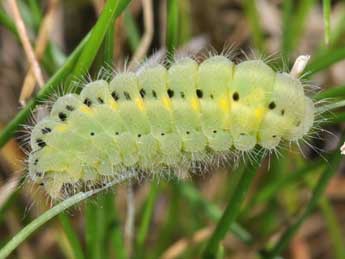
[67,0,131,86]
[85,201,103,259]
[59,213,85,259]
[0,8,18,35]
[202,167,257,258]
[314,85,345,100]
[136,182,159,252]
[251,161,323,206]
[265,146,343,259]
[307,47,345,75]
[320,197,345,259]
[27,0,42,30]
[0,173,135,259]
[167,0,179,55]
[0,186,105,259]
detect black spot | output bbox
[240,133,246,136]
[84,98,92,107]
[124,91,131,100]
[186,131,190,135]
[196,89,203,98]
[167,89,174,98]
[115,132,119,135]
[210,94,214,99]
[58,112,67,121]
[90,132,95,136]
[268,102,276,110]
[34,159,38,165]
[272,135,277,138]
[39,182,44,186]
[152,90,157,98]
[140,88,146,98]
[111,91,119,101]
[97,97,104,104]
[213,130,217,134]
[41,127,51,134]
[137,134,142,138]
[66,105,74,111]
[281,109,285,116]
[36,139,46,148]
[161,132,165,136]
[180,92,185,98]
[36,172,42,177]
[233,92,239,101]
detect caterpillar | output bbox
[27,54,316,199]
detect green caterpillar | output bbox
[28,55,315,198]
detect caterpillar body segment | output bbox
[28,55,314,198]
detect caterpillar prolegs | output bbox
[27,55,315,198]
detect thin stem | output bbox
[0,173,136,259]
[202,167,256,258]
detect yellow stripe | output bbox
[109,100,118,111]
[135,98,145,111]
[218,96,230,114]
[79,106,93,115]
[190,97,200,111]
[254,107,266,121]
[162,96,172,110]
[55,124,68,132]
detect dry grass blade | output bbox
[161,227,214,259]
[129,0,154,68]
[8,0,44,102]
[19,0,59,105]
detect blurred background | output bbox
[1,0,345,258]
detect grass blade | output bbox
[136,182,159,254]
[264,146,342,259]
[59,213,85,259]
[202,167,257,258]
[167,0,179,55]
[0,173,136,259]
[320,197,345,259]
